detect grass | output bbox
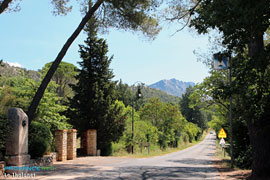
[215,139,232,168]
[112,131,208,158]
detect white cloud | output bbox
[6,62,22,68]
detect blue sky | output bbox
[0,0,210,85]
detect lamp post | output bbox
[131,82,143,154]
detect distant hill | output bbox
[149,78,195,97]
[0,62,41,81]
[141,86,181,104]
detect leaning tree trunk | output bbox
[247,34,270,179]
[27,0,104,123]
[0,0,12,14]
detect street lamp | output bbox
[131,82,143,154]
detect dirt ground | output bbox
[212,157,251,180]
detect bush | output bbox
[100,142,112,156]
[29,121,53,159]
[0,114,9,158]
[234,145,252,169]
[111,141,126,154]
[29,137,49,159]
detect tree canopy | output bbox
[167,0,270,178]
[42,61,77,102]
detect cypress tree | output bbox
[66,16,125,155]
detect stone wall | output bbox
[67,129,77,160]
[30,155,53,166]
[55,130,67,161]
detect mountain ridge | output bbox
[149,78,195,97]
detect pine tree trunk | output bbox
[0,0,12,14]
[27,0,104,122]
[247,35,270,179]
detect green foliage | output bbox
[187,0,270,171]
[116,81,181,109]
[180,86,208,131]
[36,82,72,132]
[194,70,253,168]
[208,115,227,133]
[92,0,162,39]
[140,98,190,149]
[29,137,49,159]
[112,96,204,154]
[115,80,134,107]
[0,72,71,158]
[0,75,71,133]
[184,122,200,143]
[42,61,77,102]
[0,113,9,157]
[190,0,270,53]
[141,86,181,105]
[29,121,53,158]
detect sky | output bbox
[0,0,210,86]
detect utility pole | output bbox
[131,82,143,154]
[229,58,234,168]
[213,53,233,168]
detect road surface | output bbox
[10,133,220,180]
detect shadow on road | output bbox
[79,166,217,180]
[168,158,213,166]
[36,164,219,180]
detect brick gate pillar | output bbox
[67,129,77,160]
[55,130,67,161]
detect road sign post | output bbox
[213,53,233,168]
[219,138,226,157]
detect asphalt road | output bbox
[24,133,219,180]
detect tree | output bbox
[42,61,77,102]
[0,0,12,14]
[115,80,133,107]
[140,98,188,149]
[18,0,162,123]
[173,0,270,178]
[0,76,71,130]
[192,70,253,168]
[0,0,74,15]
[180,86,207,131]
[66,17,126,155]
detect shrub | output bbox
[29,137,49,159]
[0,114,9,159]
[234,145,252,169]
[29,121,53,159]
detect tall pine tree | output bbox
[66,16,126,155]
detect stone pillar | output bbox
[5,108,30,166]
[0,161,5,176]
[55,130,67,161]
[86,129,97,156]
[67,129,77,160]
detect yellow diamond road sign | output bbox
[218,128,227,139]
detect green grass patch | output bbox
[215,139,231,168]
[112,131,208,158]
